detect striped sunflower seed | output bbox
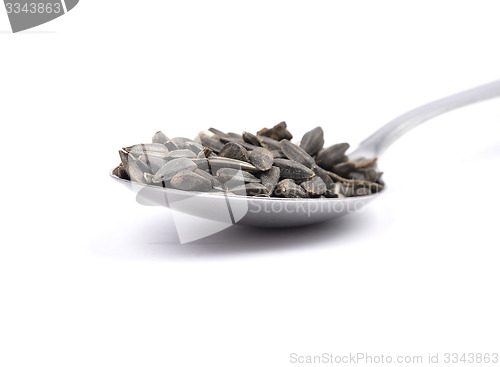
[170,171,213,192]
[280,139,315,168]
[248,147,274,171]
[153,157,197,183]
[300,126,324,156]
[273,159,314,180]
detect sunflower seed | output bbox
[197,147,213,158]
[186,141,204,155]
[260,166,280,193]
[312,165,336,190]
[271,150,286,159]
[244,183,268,196]
[113,165,129,180]
[138,154,168,174]
[194,168,220,186]
[315,143,350,170]
[205,157,260,172]
[300,176,327,196]
[332,161,356,177]
[280,139,315,168]
[171,137,194,150]
[208,127,230,139]
[257,135,281,150]
[199,135,224,153]
[300,126,324,156]
[257,121,293,141]
[248,147,274,171]
[216,168,260,183]
[128,155,149,183]
[242,131,261,146]
[167,149,197,159]
[228,132,244,140]
[230,183,268,196]
[273,159,314,180]
[152,131,169,145]
[164,140,178,151]
[124,143,169,159]
[170,171,213,192]
[219,142,250,162]
[276,179,308,198]
[119,149,129,171]
[153,157,197,183]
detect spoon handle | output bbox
[351,79,500,159]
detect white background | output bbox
[1,1,500,366]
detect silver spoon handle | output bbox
[351,79,500,159]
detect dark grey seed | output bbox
[363,168,383,183]
[194,168,220,186]
[260,166,280,193]
[315,143,350,170]
[324,170,384,195]
[208,127,230,139]
[313,165,336,190]
[273,159,315,180]
[332,161,356,178]
[152,131,169,145]
[216,168,260,184]
[119,149,129,171]
[244,183,268,196]
[300,126,324,156]
[170,171,212,192]
[197,147,213,158]
[128,155,149,184]
[139,154,168,174]
[171,137,194,150]
[248,147,274,171]
[276,179,308,198]
[167,149,197,159]
[229,183,268,196]
[227,132,244,140]
[300,176,327,196]
[153,157,197,183]
[219,135,256,150]
[202,157,260,172]
[242,131,261,146]
[350,171,365,181]
[200,135,224,153]
[219,142,250,162]
[271,150,285,159]
[186,141,204,155]
[124,143,169,159]
[257,121,293,141]
[113,165,129,180]
[164,140,178,151]
[280,139,315,168]
[257,135,281,150]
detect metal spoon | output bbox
[111,80,500,227]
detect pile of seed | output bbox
[113,122,384,198]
